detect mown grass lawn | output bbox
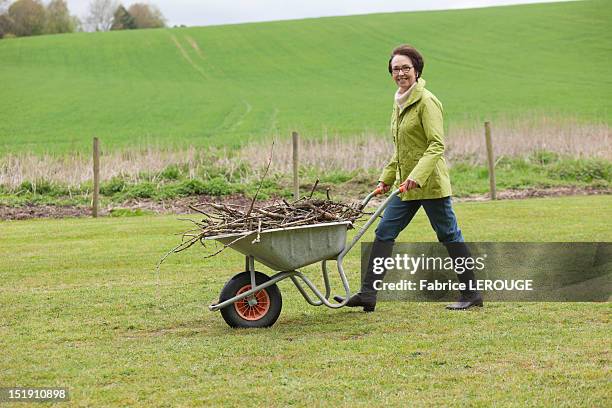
[0,195,610,406]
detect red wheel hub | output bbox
[234,285,270,321]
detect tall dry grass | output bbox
[0,146,243,189]
[447,117,610,163]
[0,118,609,189]
[243,118,610,172]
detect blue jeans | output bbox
[375,195,464,243]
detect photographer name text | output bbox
[373,279,533,291]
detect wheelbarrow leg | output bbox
[289,261,332,306]
[288,257,351,308]
[244,255,258,307]
[245,255,256,287]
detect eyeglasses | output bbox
[392,65,413,75]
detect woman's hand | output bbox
[399,178,420,193]
[376,182,391,194]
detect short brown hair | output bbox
[388,45,424,79]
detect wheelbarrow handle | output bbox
[359,186,384,209]
[340,188,400,259]
[360,185,402,209]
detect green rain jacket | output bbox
[379,79,452,200]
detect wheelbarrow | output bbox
[207,188,400,328]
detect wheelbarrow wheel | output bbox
[219,271,282,328]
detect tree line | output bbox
[0,0,166,39]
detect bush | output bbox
[530,150,560,165]
[202,177,235,196]
[100,176,126,196]
[20,179,47,194]
[243,179,285,199]
[18,179,68,196]
[549,159,611,182]
[169,179,207,196]
[159,177,236,198]
[159,164,184,181]
[123,182,156,199]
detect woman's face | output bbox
[391,54,417,91]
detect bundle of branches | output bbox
[173,195,364,258]
[158,143,364,263]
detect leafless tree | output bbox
[128,2,165,29]
[85,0,117,31]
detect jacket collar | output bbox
[395,78,426,115]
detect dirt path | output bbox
[454,186,610,202]
[170,34,209,79]
[0,187,609,221]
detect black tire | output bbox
[219,271,282,328]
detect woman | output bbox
[335,45,483,311]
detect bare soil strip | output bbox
[169,34,209,79]
[185,35,205,59]
[1,187,609,221]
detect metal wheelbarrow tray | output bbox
[206,189,399,328]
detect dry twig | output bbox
[169,195,364,259]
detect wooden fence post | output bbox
[292,131,299,200]
[92,137,100,217]
[484,122,496,200]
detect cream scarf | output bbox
[394,82,417,110]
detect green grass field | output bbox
[1,0,611,153]
[1,195,610,406]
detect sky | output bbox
[64,0,574,27]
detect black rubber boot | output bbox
[445,290,483,310]
[444,242,484,310]
[334,239,394,312]
[335,292,377,312]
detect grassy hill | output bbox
[0,0,610,153]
